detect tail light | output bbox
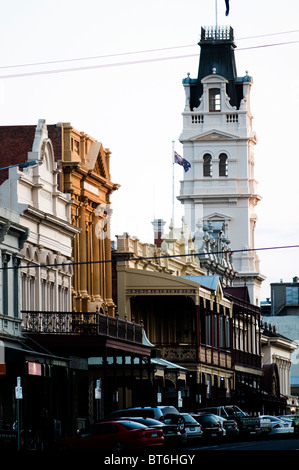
[273,423,281,429]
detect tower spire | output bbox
[178,26,265,305]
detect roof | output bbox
[151,357,187,371]
[179,275,220,291]
[0,125,36,185]
[186,25,248,111]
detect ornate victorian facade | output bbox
[47,123,120,313]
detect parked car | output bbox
[197,406,262,436]
[191,413,226,439]
[215,415,239,438]
[110,416,186,446]
[180,413,203,441]
[258,416,272,434]
[278,415,299,433]
[108,406,185,432]
[259,415,294,435]
[53,420,164,452]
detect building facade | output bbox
[113,231,265,413]
[261,320,298,413]
[261,277,299,404]
[0,120,148,447]
[47,123,120,314]
[177,26,265,306]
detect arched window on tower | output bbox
[219,153,228,177]
[203,153,212,177]
[209,88,221,112]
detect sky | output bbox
[0,0,298,302]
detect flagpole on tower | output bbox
[215,0,218,29]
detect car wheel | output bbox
[112,441,127,453]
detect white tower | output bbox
[178,26,265,305]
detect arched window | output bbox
[219,153,228,176]
[203,153,212,177]
[209,88,221,111]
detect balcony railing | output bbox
[21,310,143,344]
[232,350,261,369]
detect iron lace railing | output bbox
[21,310,143,343]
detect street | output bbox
[183,435,299,451]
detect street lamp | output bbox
[0,160,41,171]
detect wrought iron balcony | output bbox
[21,310,143,344]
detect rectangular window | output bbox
[209,88,221,111]
[225,317,230,350]
[286,286,298,305]
[206,315,211,346]
[213,314,218,348]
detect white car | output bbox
[259,415,294,435]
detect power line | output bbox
[1,28,298,72]
[1,38,299,80]
[0,43,196,70]
[3,243,299,270]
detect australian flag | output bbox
[174,151,191,172]
[225,0,229,16]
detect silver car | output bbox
[259,415,294,435]
[181,413,203,441]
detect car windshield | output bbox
[194,415,217,424]
[182,414,198,424]
[123,417,163,426]
[120,421,148,430]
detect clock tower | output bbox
[178,26,265,305]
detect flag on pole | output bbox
[225,0,229,16]
[174,151,191,172]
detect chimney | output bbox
[152,219,165,248]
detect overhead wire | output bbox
[0,28,298,71]
[0,30,299,79]
[2,243,299,270]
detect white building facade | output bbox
[0,119,79,315]
[178,26,265,306]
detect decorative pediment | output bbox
[191,129,238,142]
[85,141,109,179]
[205,212,232,222]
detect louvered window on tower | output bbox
[203,154,212,177]
[219,153,228,177]
[209,88,221,111]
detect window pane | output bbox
[203,154,212,177]
[209,88,221,111]
[219,153,228,176]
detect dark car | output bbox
[191,413,225,439]
[53,420,164,452]
[108,406,185,430]
[216,415,239,438]
[107,406,186,445]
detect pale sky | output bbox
[0,0,298,301]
